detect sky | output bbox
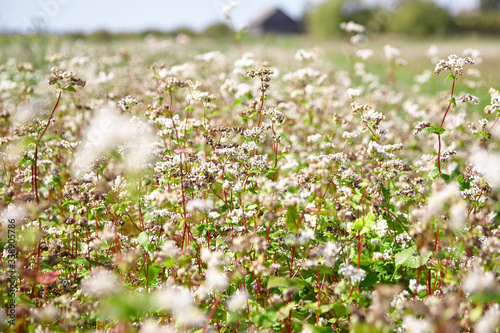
[0,0,479,34]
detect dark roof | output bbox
[249,8,301,34]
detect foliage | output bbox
[388,0,456,36]
[305,0,347,37]
[201,23,233,39]
[480,0,500,11]
[456,11,500,34]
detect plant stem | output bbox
[34,90,61,269]
[203,295,220,333]
[480,116,499,149]
[34,90,61,204]
[437,78,455,174]
[439,78,455,130]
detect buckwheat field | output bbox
[1,22,500,333]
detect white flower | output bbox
[346,88,362,99]
[414,70,432,84]
[160,240,179,258]
[321,242,340,266]
[186,198,213,213]
[426,44,439,62]
[195,51,223,62]
[118,95,140,111]
[340,21,365,33]
[227,289,249,311]
[462,48,482,64]
[338,264,366,283]
[475,303,500,333]
[222,1,237,18]
[461,93,479,104]
[140,320,175,333]
[403,315,433,333]
[434,54,476,76]
[11,98,49,126]
[73,104,156,173]
[206,267,228,290]
[384,45,401,61]
[156,285,205,327]
[373,219,388,238]
[463,267,496,294]
[81,268,119,297]
[307,134,322,143]
[294,49,317,62]
[356,49,373,60]
[471,149,500,189]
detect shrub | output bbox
[305,0,346,37]
[456,11,500,34]
[202,22,233,39]
[388,0,456,36]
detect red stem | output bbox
[34,91,61,269]
[436,78,455,174]
[439,79,455,130]
[480,116,499,149]
[202,296,220,333]
[431,229,440,259]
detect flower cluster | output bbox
[0,31,498,333]
[434,54,476,75]
[47,67,86,89]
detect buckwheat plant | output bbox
[0,33,499,333]
[424,54,477,175]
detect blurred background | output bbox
[1,0,499,91]
[0,0,498,38]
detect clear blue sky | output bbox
[0,0,478,34]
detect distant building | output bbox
[249,8,301,34]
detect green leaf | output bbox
[103,292,152,321]
[421,125,445,135]
[429,168,440,179]
[286,207,300,233]
[184,106,193,112]
[448,97,456,106]
[457,174,471,191]
[253,308,279,328]
[381,186,390,201]
[147,264,161,284]
[404,251,432,268]
[395,248,414,267]
[70,258,89,265]
[440,173,450,182]
[117,201,128,215]
[137,232,149,247]
[267,277,307,291]
[395,248,432,269]
[162,257,177,268]
[445,74,455,82]
[62,200,79,207]
[18,156,35,167]
[246,204,258,210]
[352,213,376,234]
[476,131,491,139]
[63,85,76,92]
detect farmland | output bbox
[1,30,500,332]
